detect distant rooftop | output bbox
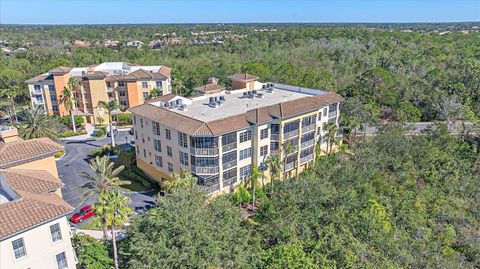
[149,82,327,122]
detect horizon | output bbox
[1,0,479,25]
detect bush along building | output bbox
[129,73,344,193]
[25,62,172,124]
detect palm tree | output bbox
[17,106,62,140]
[96,190,132,269]
[0,85,20,124]
[62,77,80,133]
[98,100,122,147]
[324,122,339,155]
[265,155,282,196]
[163,170,197,193]
[282,140,293,180]
[249,165,261,212]
[79,156,128,240]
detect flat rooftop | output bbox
[154,83,327,122]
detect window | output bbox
[283,120,300,133]
[318,112,322,121]
[240,165,252,180]
[106,82,112,87]
[153,121,160,135]
[56,252,68,269]
[12,238,26,260]
[142,81,148,88]
[260,128,269,139]
[155,155,163,167]
[133,115,136,125]
[142,134,145,143]
[154,139,162,152]
[50,95,57,102]
[239,148,252,160]
[143,149,146,158]
[223,168,237,182]
[239,130,252,143]
[143,92,149,99]
[50,223,62,243]
[48,84,55,91]
[270,124,280,134]
[140,118,143,128]
[323,108,327,117]
[222,132,237,145]
[119,91,126,97]
[165,129,171,140]
[270,141,279,151]
[120,100,127,107]
[156,81,163,88]
[178,132,188,148]
[168,163,173,172]
[222,151,237,164]
[52,105,59,112]
[167,146,172,157]
[34,84,42,91]
[118,81,125,87]
[179,151,189,165]
[260,145,268,156]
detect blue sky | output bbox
[0,0,478,24]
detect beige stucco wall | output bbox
[0,217,77,269]
[11,156,59,179]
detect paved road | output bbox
[56,130,157,227]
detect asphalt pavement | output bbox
[56,130,157,227]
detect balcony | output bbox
[270,134,280,141]
[328,111,338,118]
[201,183,220,193]
[191,165,219,175]
[222,142,237,153]
[190,147,219,156]
[301,140,314,149]
[31,89,43,95]
[300,154,314,164]
[301,124,316,133]
[285,161,297,171]
[270,149,279,155]
[283,130,298,140]
[33,99,44,105]
[222,177,237,188]
[222,160,237,170]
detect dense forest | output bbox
[1,24,479,123]
[118,125,480,268]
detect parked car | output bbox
[70,205,95,224]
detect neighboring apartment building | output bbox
[129,73,344,193]
[0,126,77,269]
[25,62,172,124]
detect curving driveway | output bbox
[56,130,157,227]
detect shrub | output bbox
[233,185,251,205]
[54,150,65,158]
[61,130,87,137]
[117,114,132,125]
[60,115,84,129]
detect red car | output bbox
[70,205,95,224]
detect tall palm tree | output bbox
[249,165,261,212]
[96,190,132,269]
[62,77,80,133]
[98,100,122,147]
[324,122,339,155]
[282,140,293,180]
[79,156,128,240]
[265,155,282,196]
[17,106,62,140]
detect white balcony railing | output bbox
[190,147,219,156]
[301,124,316,133]
[285,161,297,171]
[222,142,237,153]
[301,140,314,149]
[222,160,237,170]
[283,130,298,140]
[300,154,314,164]
[270,134,280,141]
[191,165,219,175]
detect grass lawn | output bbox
[120,177,151,192]
[117,125,133,129]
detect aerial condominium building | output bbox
[129,74,344,193]
[25,62,172,124]
[0,126,77,269]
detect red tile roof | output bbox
[0,138,64,168]
[228,73,259,81]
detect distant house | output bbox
[103,40,119,48]
[14,48,27,53]
[126,40,144,48]
[148,40,163,49]
[1,47,13,56]
[73,40,91,47]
